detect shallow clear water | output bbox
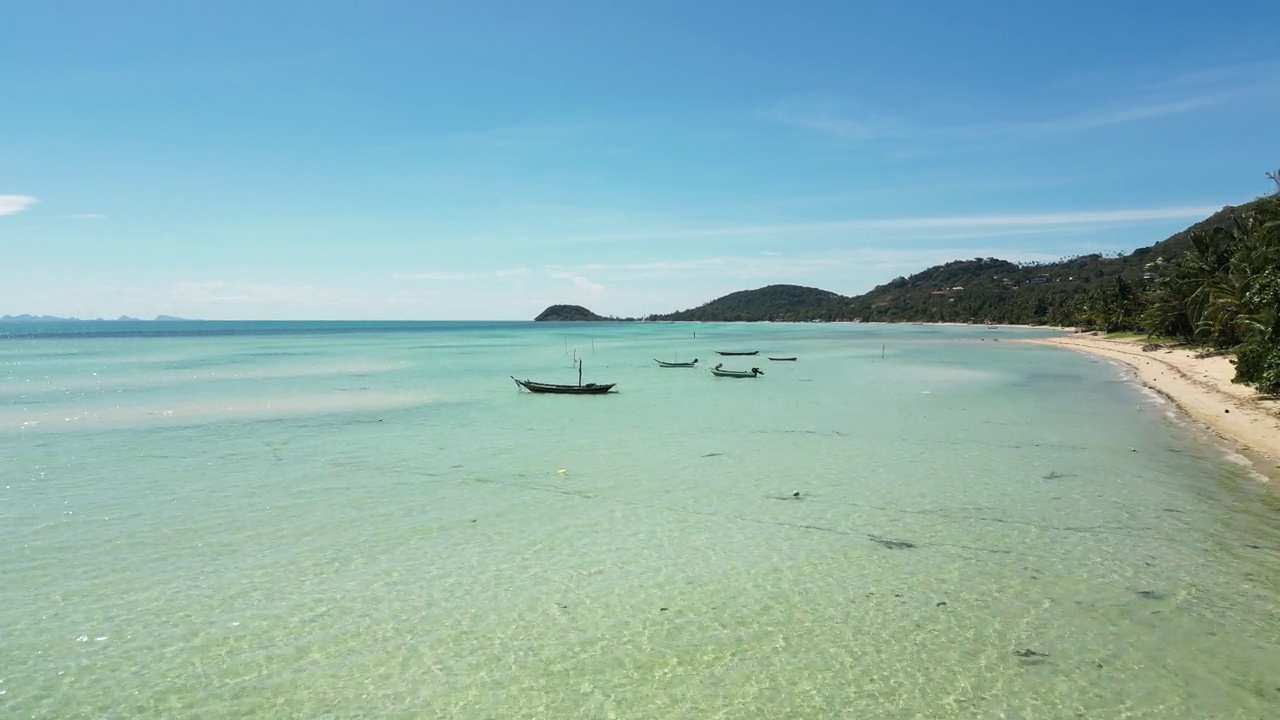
[2,321,1278,718]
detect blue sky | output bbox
[3,1,1278,320]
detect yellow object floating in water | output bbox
[557,469,567,474]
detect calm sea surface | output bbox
[2,321,1278,719]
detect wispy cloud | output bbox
[774,64,1268,144]
[546,205,1222,245]
[1139,60,1280,96]
[769,107,904,141]
[70,213,106,220]
[776,94,1229,143]
[569,246,1063,281]
[997,94,1232,136]
[393,271,474,281]
[172,281,333,305]
[0,195,38,216]
[548,270,606,298]
[448,122,605,149]
[563,245,1078,316]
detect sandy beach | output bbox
[1026,333,1280,479]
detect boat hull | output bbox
[715,350,758,356]
[654,358,698,367]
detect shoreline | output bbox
[1024,333,1280,482]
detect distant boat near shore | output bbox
[767,356,797,361]
[715,350,758,356]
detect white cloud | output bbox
[0,195,38,216]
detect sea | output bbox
[1,320,1278,719]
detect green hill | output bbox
[534,304,610,321]
[648,284,851,322]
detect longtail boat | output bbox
[710,363,763,378]
[654,358,698,367]
[512,359,616,394]
[511,378,615,394]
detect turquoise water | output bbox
[2,321,1278,719]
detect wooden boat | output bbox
[654,358,698,367]
[714,350,759,356]
[767,356,797,361]
[512,359,616,394]
[710,363,763,378]
[512,377,615,394]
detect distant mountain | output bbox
[0,314,82,322]
[534,304,612,321]
[1,314,194,322]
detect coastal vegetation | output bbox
[1136,175,1280,394]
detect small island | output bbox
[534,304,612,321]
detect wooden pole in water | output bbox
[578,357,583,387]
[882,344,885,359]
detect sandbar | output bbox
[1024,333,1280,480]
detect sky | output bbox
[2,1,1278,321]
